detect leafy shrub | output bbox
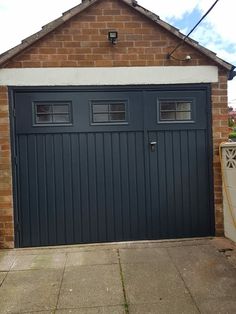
[228,118,234,127]
[229,132,236,139]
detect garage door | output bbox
[13,86,214,247]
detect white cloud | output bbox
[199,0,236,45]
[138,0,199,19]
[229,80,236,109]
[0,0,79,52]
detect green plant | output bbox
[228,117,234,127]
[229,132,236,139]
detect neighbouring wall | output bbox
[0,86,14,248]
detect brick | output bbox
[57,48,76,54]
[0,215,13,222]
[82,28,99,35]
[0,93,8,100]
[103,9,121,15]
[77,60,95,67]
[56,35,73,41]
[95,60,113,67]
[41,41,63,48]
[97,15,114,22]
[68,54,86,61]
[38,48,57,54]
[41,61,61,67]
[78,15,96,22]
[4,236,14,242]
[21,61,42,67]
[0,124,9,132]
[114,15,131,21]
[90,22,107,28]
[60,61,78,67]
[113,60,130,66]
[0,189,12,196]
[126,34,142,41]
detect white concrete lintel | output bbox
[0,66,218,86]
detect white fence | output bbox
[221,142,236,242]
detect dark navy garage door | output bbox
[12,86,214,247]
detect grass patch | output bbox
[117,249,129,314]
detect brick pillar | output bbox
[0,86,14,248]
[211,70,229,236]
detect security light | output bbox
[108,31,118,45]
[185,55,192,61]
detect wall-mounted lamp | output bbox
[108,31,118,45]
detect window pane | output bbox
[110,103,125,112]
[53,114,70,123]
[91,101,127,124]
[36,104,51,114]
[36,114,52,123]
[93,113,109,122]
[93,104,109,113]
[53,105,69,114]
[160,111,175,120]
[177,102,191,111]
[176,112,191,120]
[160,102,176,111]
[110,112,126,121]
[34,102,71,125]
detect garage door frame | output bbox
[9,84,215,248]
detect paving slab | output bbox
[119,247,169,264]
[0,269,62,313]
[56,305,125,313]
[121,248,198,312]
[0,253,15,271]
[0,238,235,314]
[66,249,118,267]
[58,264,124,309]
[11,253,66,270]
[129,301,199,314]
[168,244,236,313]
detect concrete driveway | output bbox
[0,237,236,314]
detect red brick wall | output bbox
[0,0,229,247]
[211,70,229,235]
[0,86,14,248]
[3,0,215,68]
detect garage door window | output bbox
[91,101,127,124]
[159,100,193,122]
[34,102,72,125]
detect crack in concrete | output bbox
[55,252,68,312]
[117,249,129,314]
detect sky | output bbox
[0,0,235,108]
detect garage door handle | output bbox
[150,141,157,152]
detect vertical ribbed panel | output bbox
[148,129,210,239]
[18,132,148,246]
[17,128,211,247]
